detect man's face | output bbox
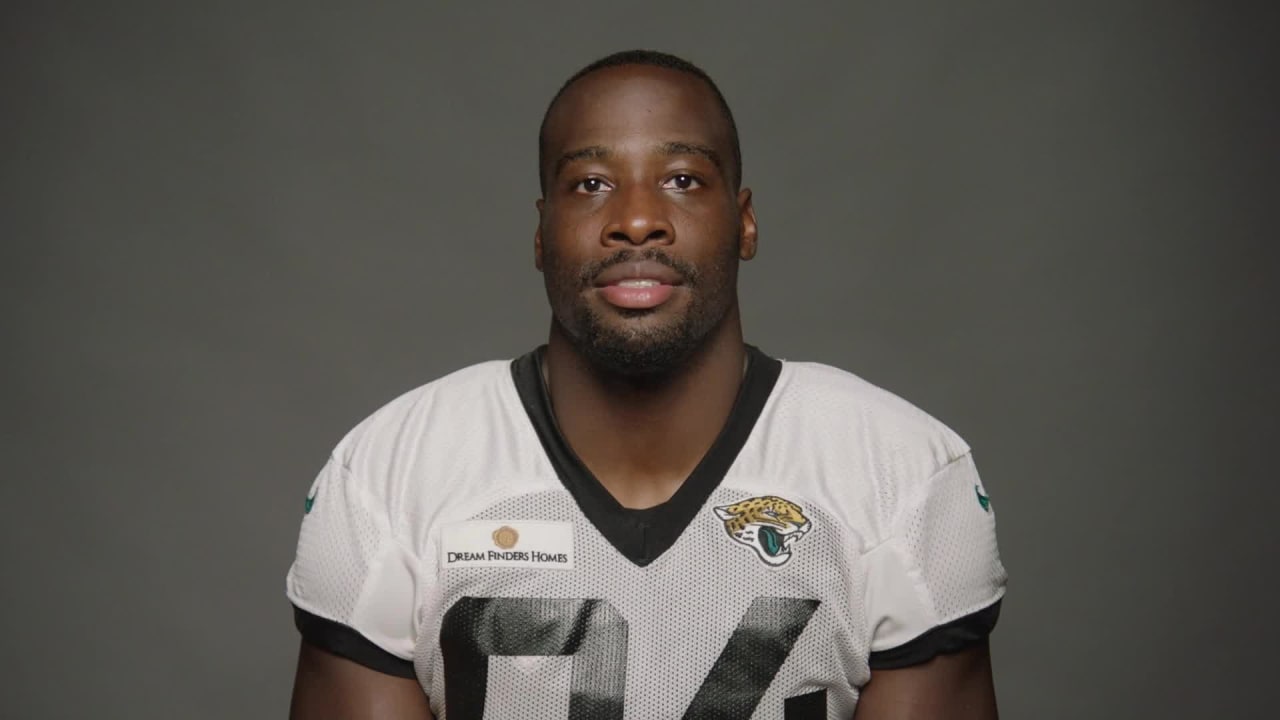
[536,65,757,376]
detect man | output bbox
[287,50,1006,719]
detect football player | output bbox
[287,50,1006,719]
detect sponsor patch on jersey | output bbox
[441,521,575,570]
[713,495,812,566]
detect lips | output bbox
[592,260,683,310]
[592,260,684,288]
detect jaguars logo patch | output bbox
[714,496,812,566]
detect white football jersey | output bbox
[287,346,1006,719]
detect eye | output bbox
[573,177,612,194]
[662,174,702,191]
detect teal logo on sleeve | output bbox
[975,485,991,512]
[304,489,317,514]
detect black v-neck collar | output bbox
[510,345,782,567]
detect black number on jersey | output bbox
[441,597,627,719]
[440,595,822,719]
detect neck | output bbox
[544,308,747,509]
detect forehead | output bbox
[543,65,732,158]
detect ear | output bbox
[713,506,733,520]
[737,188,757,261]
[534,198,545,271]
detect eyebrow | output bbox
[554,141,724,178]
[659,141,722,170]
[555,145,611,178]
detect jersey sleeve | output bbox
[863,452,1007,669]
[285,456,422,678]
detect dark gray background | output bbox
[4,1,1276,718]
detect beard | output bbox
[545,245,739,377]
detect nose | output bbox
[601,185,673,247]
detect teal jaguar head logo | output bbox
[714,495,812,566]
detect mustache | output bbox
[577,248,699,288]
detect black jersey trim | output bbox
[784,689,827,719]
[511,345,782,567]
[867,599,1002,670]
[293,605,416,678]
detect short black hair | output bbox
[538,49,742,193]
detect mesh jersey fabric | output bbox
[286,348,1007,718]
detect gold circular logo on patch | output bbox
[492,526,519,549]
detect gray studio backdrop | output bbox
[4,1,1275,718]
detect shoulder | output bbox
[335,360,512,446]
[775,359,971,471]
[759,359,975,534]
[325,358,519,501]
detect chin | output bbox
[562,293,729,377]
[585,344,693,377]
[578,318,700,377]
